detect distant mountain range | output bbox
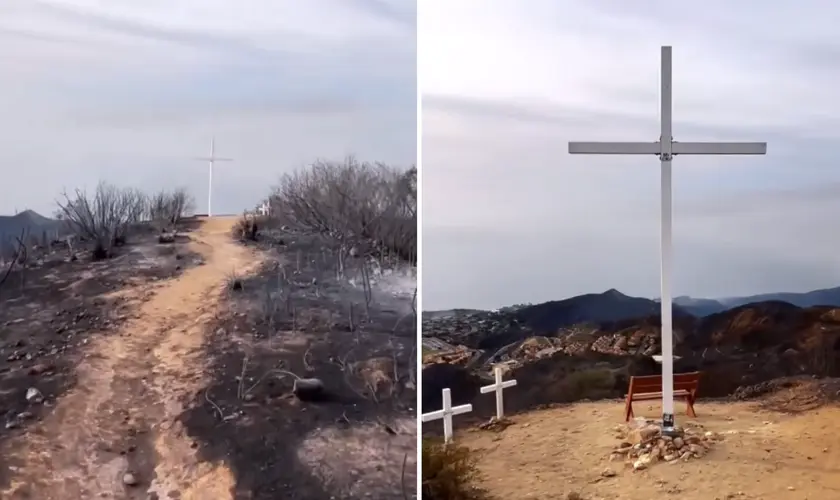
[0,210,65,240]
[673,287,840,316]
[513,288,694,331]
[424,289,689,345]
[425,285,840,329]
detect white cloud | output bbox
[422,0,840,132]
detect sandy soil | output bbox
[457,394,840,500]
[0,217,264,499]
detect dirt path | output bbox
[1,217,263,500]
[458,398,840,500]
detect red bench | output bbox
[624,372,700,422]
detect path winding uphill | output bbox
[1,217,263,500]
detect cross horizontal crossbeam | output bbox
[421,388,472,443]
[568,141,767,156]
[196,157,233,162]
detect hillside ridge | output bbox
[422,294,840,419]
[426,284,840,320]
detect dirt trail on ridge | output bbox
[1,217,263,500]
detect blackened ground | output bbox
[0,230,200,488]
[181,231,417,499]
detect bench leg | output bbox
[686,393,697,418]
[624,397,634,422]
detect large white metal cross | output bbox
[421,388,473,443]
[195,137,233,217]
[568,46,767,432]
[479,365,517,419]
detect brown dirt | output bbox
[455,382,840,500]
[0,216,262,499]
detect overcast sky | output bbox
[0,0,416,216]
[421,0,840,310]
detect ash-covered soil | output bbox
[180,230,418,499]
[0,224,202,490]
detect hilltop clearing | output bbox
[454,382,840,500]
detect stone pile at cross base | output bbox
[608,418,724,471]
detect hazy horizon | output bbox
[423,285,840,313]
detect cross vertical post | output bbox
[567,45,767,433]
[442,388,454,441]
[195,137,233,217]
[659,45,676,429]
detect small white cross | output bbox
[258,201,270,216]
[480,365,517,419]
[421,388,473,443]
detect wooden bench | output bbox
[624,372,701,422]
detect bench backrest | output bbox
[628,372,701,394]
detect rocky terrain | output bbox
[608,418,723,471]
[0,216,416,499]
[422,289,840,423]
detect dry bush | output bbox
[0,229,26,289]
[233,213,260,241]
[148,187,195,230]
[268,158,416,263]
[808,334,839,377]
[56,181,148,260]
[225,268,244,291]
[561,368,616,401]
[422,440,490,500]
[0,236,13,263]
